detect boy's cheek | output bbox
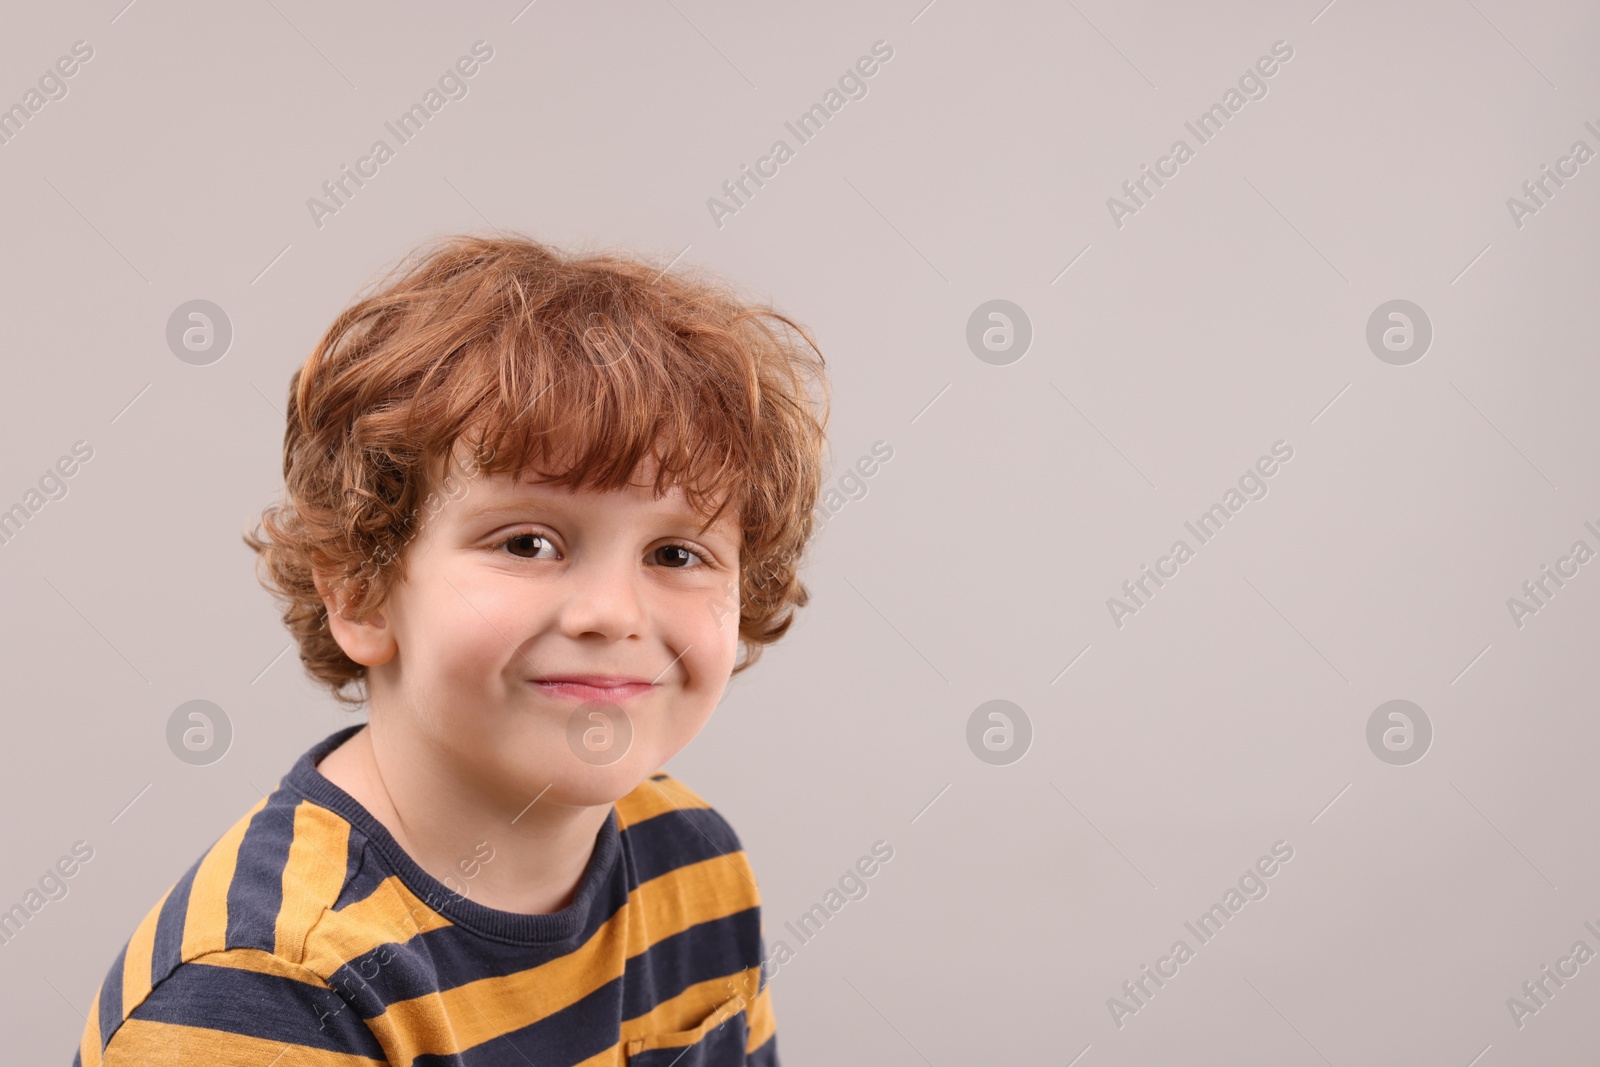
[684,594,743,673]
[705,594,738,628]
[700,573,743,629]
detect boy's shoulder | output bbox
[616,770,759,886]
[123,779,342,959]
[80,774,389,1062]
[616,769,731,831]
[79,749,763,1062]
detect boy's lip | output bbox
[528,674,657,703]
[534,673,653,687]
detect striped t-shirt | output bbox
[74,723,778,1065]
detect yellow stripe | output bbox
[615,774,710,829]
[745,981,776,1054]
[720,963,761,1003]
[644,843,759,916]
[299,874,453,979]
[119,883,173,1018]
[363,925,624,1065]
[276,801,353,963]
[190,946,333,983]
[77,985,102,1067]
[100,1017,388,1067]
[180,795,269,961]
[621,973,748,1052]
[362,852,757,1061]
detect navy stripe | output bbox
[624,807,743,886]
[618,907,763,1020]
[629,1008,748,1067]
[341,821,365,892]
[331,833,385,912]
[128,959,387,1058]
[333,873,634,1016]
[411,974,626,1066]
[225,795,297,952]
[748,1028,779,1067]
[147,863,198,984]
[95,939,127,1054]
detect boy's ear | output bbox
[313,568,397,668]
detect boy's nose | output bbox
[554,559,649,640]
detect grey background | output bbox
[3,0,1597,1063]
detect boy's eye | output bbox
[501,532,556,559]
[496,532,709,569]
[654,542,707,569]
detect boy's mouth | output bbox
[528,675,656,703]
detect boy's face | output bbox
[319,444,743,811]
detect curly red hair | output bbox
[242,232,830,708]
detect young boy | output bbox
[74,234,830,1066]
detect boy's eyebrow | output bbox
[457,491,727,530]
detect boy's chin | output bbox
[544,757,659,809]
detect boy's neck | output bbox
[314,721,611,916]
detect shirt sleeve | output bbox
[90,949,389,1067]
